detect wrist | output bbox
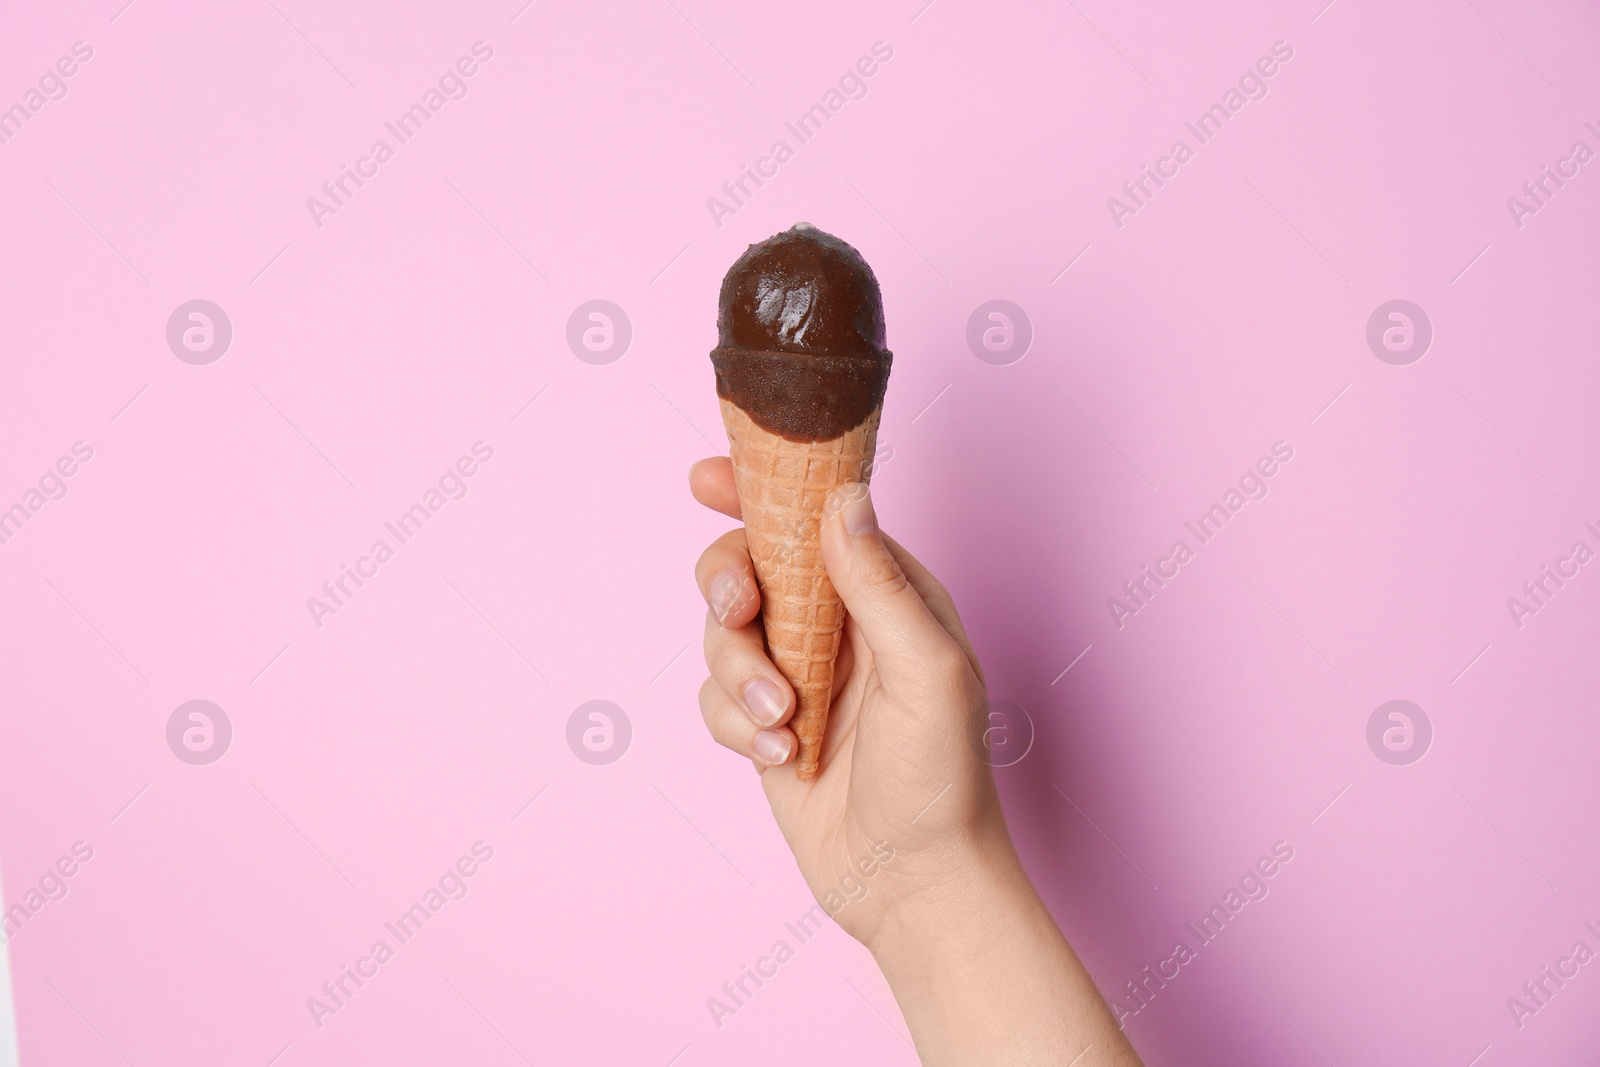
[861,826,1033,967]
[855,832,1141,1066]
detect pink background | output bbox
[3,0,1599,1063]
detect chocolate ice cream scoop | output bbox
[711,223,893,441]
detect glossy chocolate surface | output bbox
[711,224,892,440]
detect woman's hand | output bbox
[691,457,1144,1066]
[690,458,1008,948]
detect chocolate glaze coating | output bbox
[711,224,892,441]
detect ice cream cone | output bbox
[720,398,881,779]
[709,223,893,780]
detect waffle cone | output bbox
[720,398,881,780]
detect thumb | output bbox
[821,483,958,682]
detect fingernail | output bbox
[754,729,792,765]
[742,678,787,726]
[709,571,741,622]
[832,482,875,536]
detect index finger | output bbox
[689,457,741,520]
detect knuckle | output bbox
[697,676,722,725]
[702,611,721,661]
[852,546,910,597]
[704,622,747,676]
[699,676,751,756]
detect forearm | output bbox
[867,841,1143,1067]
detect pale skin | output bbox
[691,457,1144,1067]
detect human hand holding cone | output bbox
[710,224,893,780]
